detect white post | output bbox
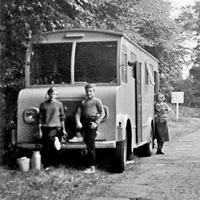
[176,103,179,121]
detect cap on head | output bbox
[85,83,95,91]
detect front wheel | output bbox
[109,132,127,173]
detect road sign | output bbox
[171,92,184,121]
[171,92,184,104]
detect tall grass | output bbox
[168,103,200,120]
[167,104,200,141]
[0,165,107,200]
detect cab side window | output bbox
[121,45,128,83]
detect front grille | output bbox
[61,99,82,137]
[62,100,82,117]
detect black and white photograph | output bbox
[0,0,200,199]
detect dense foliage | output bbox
[175,1,200,107]
[0,0,194,123]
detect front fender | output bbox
[116,114,129,141]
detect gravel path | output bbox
[78,120,200,200]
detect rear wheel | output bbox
[144,126,154,157]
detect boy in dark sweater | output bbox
[74,84,104,173]
[39,87,67,171]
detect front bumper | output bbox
[17,140,116,150]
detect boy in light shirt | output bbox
[70,84,104,173]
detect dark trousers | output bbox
[82,119,97,167]
[41,127,62,168]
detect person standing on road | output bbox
[39,87,67,171]
[154,93,171,154]
[74,84,105,173]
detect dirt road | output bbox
[79,125,200,200]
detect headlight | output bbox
[23,107,39,124]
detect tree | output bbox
[176,1,200,106]
[1,0,189,121]
[106,0,187,96]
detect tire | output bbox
[110,131,127,173]
[144,126,153,157]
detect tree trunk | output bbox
[0,0,6,161]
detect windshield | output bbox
[30,41,117,85]
[75,42,117,83]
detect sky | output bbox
[169,0,196,8]
[169,0,196,18]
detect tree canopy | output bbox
[174,1,200,106]
[0,0,194,119]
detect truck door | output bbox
[135,61,142,143]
